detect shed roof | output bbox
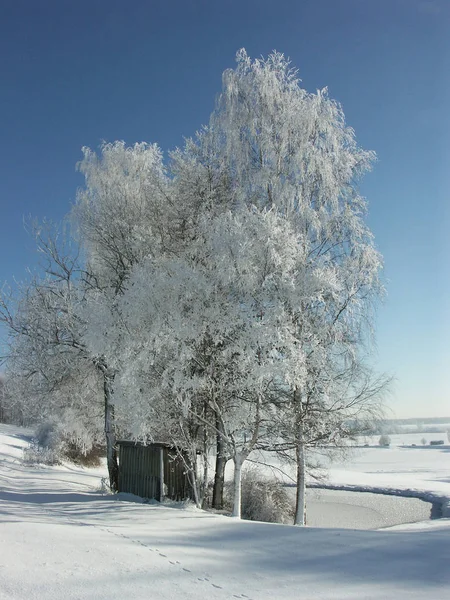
[117,440,180,450]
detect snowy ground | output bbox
[1,424,450,598]
[1,425,450,599]
[304,488,434,529]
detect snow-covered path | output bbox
[1,425,450,600]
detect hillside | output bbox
[0,424,449,600]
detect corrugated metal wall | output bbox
[118,443,192,501]
[118,444,161,499]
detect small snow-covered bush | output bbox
[35,421,63,451]
[22,421,64,465]
[64,441,104,466]
[23,440,61,466]
[378,435,391,447]
[224,468,294,524]
[24,420,104,466]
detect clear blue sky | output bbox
[1,0,449,418]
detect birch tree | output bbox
[0,272,104,458]
[84,50,387,518]
[71,142,172,489]
[180,49,388,523]
[0,372,6,422]
[101,205,309,516]
[2,49,387,518]
[0,225,123,485]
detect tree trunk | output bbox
[104,373,119,492]
[188,467,201,509]
[294,430,306,526]
[231,454,243,518]
[212,417,226,509]
[201,429,209,509]
[188,449,202,508]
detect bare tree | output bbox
[0,223,118,488]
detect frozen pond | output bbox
[298,488,435,529]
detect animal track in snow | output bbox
[66,518,238,596]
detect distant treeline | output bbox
[375,417,450,435]
[391,417,450,425]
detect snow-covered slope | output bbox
[0,424,449,600]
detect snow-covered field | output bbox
[1,424,450,600]
[319,434,450,516]
[251,432,450,519]
[304,488,434,529]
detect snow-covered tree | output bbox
[0,274,104,455]
[0,225,117,482]
[0,372,5,422]
[100,206,310,515]
[73,141,171,293]
[173,49,388,523]
[2,49,387,520]
[71,141,176,489]
[74,50,387,518]
[379,434,391,447]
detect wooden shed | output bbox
[117,441,193,501]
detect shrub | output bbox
[23,440,61,466]
[24,420,104,467]
[64,442,104,466]
[223,468,294,524]
[35,421,63,451]
[378,434,391,447]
